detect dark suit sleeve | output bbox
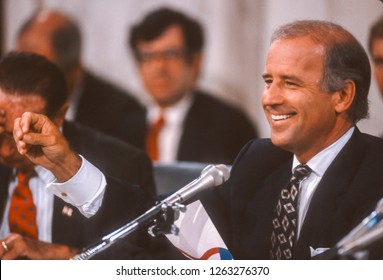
[64,121,156,196]
[81,175,184,259]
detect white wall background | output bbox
[3,0,383,137]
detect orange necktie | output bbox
[8,170,38,239]
[146,113,165,161]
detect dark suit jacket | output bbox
[0,121,182,259]
[62,121,155,196]
[201,128,383,259]
[74,71,146,149]
[177,91,258,164]
[120,90,258,165]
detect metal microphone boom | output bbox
[72,164,230,260]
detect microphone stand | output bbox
[72,164,229,260]
[72,202,186,260]
[337,221,383,257]
[315,219,383,259]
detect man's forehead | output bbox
[0,91,46,128]
[266,38,324,68]
[137,25,185,50]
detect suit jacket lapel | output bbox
[0,167,12,225]
[52,197,84,247]
[241,159,292,258]
[296,128,367,258]
[0,159,83,247]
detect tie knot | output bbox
[291,164,312,183]
[155,114,165,125]
[16,170,35,186]
[150,114,165,132]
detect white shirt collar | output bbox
[147,92,194,125]
[293,127,355,177]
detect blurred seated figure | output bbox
[16,9,146,148]
[0,52,172,259]
[368,14,383,137]
[128,7,259,164]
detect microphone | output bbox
[163,164,230,204]
[73,164,230,260]
[338,222,383,256]
[103,164,230,239]
[337,198,383,256]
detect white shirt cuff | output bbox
[46,155,106,218]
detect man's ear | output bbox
[52,103,69,127]
[191,52,203,82]
[333,79,356,114]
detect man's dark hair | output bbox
[0,51,68,118]
[129,7,204,60]
[368,15,383,53]
[272,20,371,123]
[18,10,81,72]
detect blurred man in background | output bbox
[128,7,258,164]
[368,15,383,138]
[16,9,146,148]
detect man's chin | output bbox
[270,135,294,151]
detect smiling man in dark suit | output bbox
[198,20,383,260]
[0,52,175,259]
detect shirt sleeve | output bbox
[46,155,107,218]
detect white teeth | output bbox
[271,114,294,120]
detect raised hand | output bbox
[13,112,81,182]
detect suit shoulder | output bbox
[191,91,257,133]
[357,132,383,161]
[82,71,143,109]
[234,138,291,165]
[192,91,246,115]
[64,121,146,159]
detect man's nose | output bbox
[262,83,284,106]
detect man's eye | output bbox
[137,49,185,62]
[162,49,184,59]
[138,52,154,62]
[286,81,298,87]
[373,57,383,67]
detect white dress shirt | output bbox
[64,81,83,121]
[294,127,354,238]
[0,156,106,242]
[147,93,194,163]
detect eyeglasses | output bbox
[136,48,187,63]
[373,57,383,69]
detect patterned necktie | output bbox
[146,113,165,161]
[9,170,38,239]
[270,164,312,259]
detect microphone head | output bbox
[163,164,231,204]
[201,164,230,185]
